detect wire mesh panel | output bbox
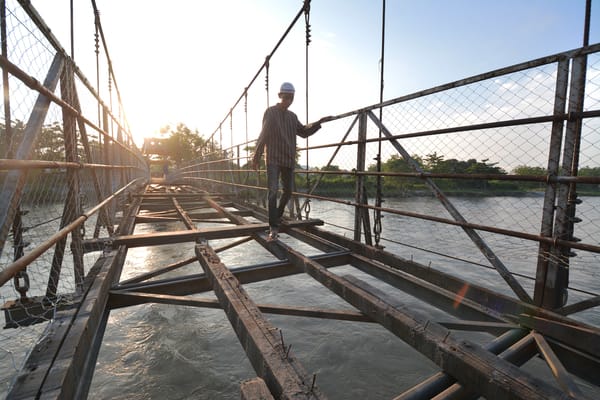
[187,41,600,317]
[0,0,148,394]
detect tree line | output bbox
[307,152,600,197]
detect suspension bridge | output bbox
[1,1,600,399]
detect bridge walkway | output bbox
[6,182,599,399]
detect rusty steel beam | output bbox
[532,332,584,398]
[349,253,508,323]
[113,250,350,296]
[204,196,289,260]
[557,295,600,315]
[307,225,599,334]
[195,242,325,399]
[118,256,198,285]
[107,291,371,323]
[112,219,323,248]
[169,190,196,230]
[393,328,528,400]
[273,239,584,399]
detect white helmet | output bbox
[279,82,295,94]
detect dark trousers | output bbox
[267,164,294,228]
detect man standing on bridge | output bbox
[252,82,323,241]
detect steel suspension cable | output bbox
[303,0,312,220]
[374,0,386,247]
[207,2,309,144]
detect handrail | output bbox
[0,177,146,287]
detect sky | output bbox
[28,0,599,148]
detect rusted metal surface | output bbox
[271,238,583,399]
[195,242,326,399]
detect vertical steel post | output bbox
[541,53,588,309]
[102,107,115,222]
[2,0,28,298]
[47,61,84,296]
[533,58,569,306]
[354,112,367,242]
[1,0,12,158]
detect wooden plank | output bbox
[113,219,323,248]
[274,240,582,400]
[240,378,275,400]
[195,242,325,399]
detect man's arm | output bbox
[297,120,321,138]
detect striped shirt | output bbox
[253,105,320,168]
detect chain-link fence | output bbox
[0,0,148,394]
[174,41,600,323]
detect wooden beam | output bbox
[195,242,325,399]
[429,331,539,399]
